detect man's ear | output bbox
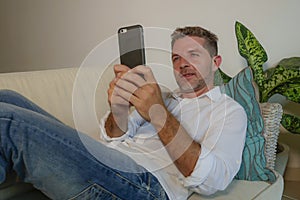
[212,55,222,71]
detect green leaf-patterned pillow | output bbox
[222,66,276,182]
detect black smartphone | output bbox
[118,24,146,69]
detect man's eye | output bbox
[172,56,179,62]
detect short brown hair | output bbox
[171,26,218,57]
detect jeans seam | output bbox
[147,175,151,191]
[115,173,160,199]
[67,183,121,200]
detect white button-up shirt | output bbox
[100,86,247,199]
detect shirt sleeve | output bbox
[99,111,128,142]
[99,110,146,142]
[183,102,247,195]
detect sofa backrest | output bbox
[0,68,73,126]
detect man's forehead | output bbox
[172,36,206,53]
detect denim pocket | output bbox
[69,183,122,200]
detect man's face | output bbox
[171,36,219,96]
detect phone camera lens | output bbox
[120,29,127,33]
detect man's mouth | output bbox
[181,72,196,79]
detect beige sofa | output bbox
[0,67,289,200]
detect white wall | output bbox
[1,0,299,76]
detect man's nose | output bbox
[179,57,190,69]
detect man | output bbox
[103,26,247,199]
[0,26,246,200]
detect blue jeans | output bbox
[0,90,168,200]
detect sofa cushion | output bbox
[189,171,283,200]
[222,67,276,181]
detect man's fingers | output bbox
[114,85,139,105]
[131,65,157,83]
[113,64,130,76]
[115,78,138,94]
[118,72,145,88]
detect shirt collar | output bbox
[171,86,223,102]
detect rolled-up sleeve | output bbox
[99,110,146,142]
[183,146,217,195]
[99,111,129,142]
[183,103,247,195]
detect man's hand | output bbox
[114,65,167,128]
[106,64,131,137]
[106,64,166,137]
[107,64,131,108]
